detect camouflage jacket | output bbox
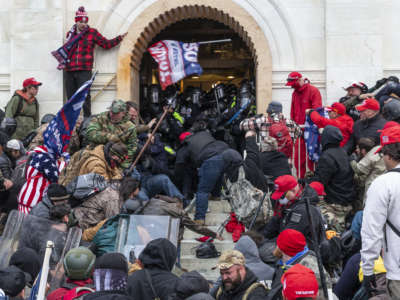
[5,91,39,140]
[73,185,122,230]
[85,111,137,169]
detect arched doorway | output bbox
[117,0,272,113]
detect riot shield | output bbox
[49,226,82,291]
[115,215,180,261]
[0,210,26,268]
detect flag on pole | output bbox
[43,72,96,158]
[148,40,203,90]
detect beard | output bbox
[222,270,242,291]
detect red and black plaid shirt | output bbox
[66,27,122,71]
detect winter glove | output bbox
[362,274,377,297]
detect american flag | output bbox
[18,74,95,214]
[43,72,96,158]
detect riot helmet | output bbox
[63,247,96,280]
[239,79,251,96]
[0,117,17,137]
[190,87,202,105]
[387,76,400,84]
[41,113,55,125]
[149,84,161,104]
[383,99,400,121]
[213,84,225,101]
[267,101,283,115]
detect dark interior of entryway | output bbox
[138,18,255,105]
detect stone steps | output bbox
[180,200,235,282]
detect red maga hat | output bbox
[375,125,400,154]
[277,229,306,257]
[22,77,42,88]
[309,181,326,196]
[281,264,319,300]
[271,175,298,200]
[179,132,192,143]
[326,102,346,115]
[356,98,380,112]
[286,72,302,87]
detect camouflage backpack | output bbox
[225,166,272,228]
[58,147,92,187]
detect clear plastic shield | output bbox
[115,215,180,261]
[0,210,26,268]
[48,226,82,291]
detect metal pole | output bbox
[127,107,170,173]
[198,38,232,45]
[37,241,54,300]
[303,187,329,299]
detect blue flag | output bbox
[43,72,96,158]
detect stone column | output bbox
[10,1,64,118]
[325,0,383,103]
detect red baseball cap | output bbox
[281,264,319,300]
[326,102,346,115]
[343,81,366,91]
[286,72,302,86]
[383,121,399,130]
[179,132,192,143]
[356,98,380,112]
[309,181,326,196]
[375,125,400,153]
[23,77,42,88]
[271,175,298,200]
[277,229,306,256]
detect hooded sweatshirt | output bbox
[312,125,354,205]
[126,238,180,300]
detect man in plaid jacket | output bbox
[65,6,126,117]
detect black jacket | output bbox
[216,267,268,300]
[260,151,291,181]
[344,113,387,154]
[312,125,354,205]
[127,238,180,300]
[263,186,325,247]
[0,152,12,179]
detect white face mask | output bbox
[279,197,289,205]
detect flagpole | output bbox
[198,38,231,45]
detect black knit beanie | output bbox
[47,183,70,203]
[95,253,128,274]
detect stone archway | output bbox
[117,0,272,113]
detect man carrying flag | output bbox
[17,74,95,214]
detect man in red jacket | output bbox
[65,6,127,117]
[286,72,322,178]
[307,102,354,147]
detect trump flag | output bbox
[148,40,203,90]
[43,72,96,158]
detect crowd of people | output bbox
[0,5,399,300]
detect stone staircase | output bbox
[180,200,235,281]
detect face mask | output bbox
[279,197,289,205]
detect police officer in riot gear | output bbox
[382,99,400,122]
[0,118,17,139]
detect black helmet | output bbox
[239,79,251,95]
[190,87,202,105]
[383,100,400,121]
[0,117,17,137]
[387,76,400,84]
[41,114,55,125]
[149,84,161,104]
[213,84,225,101]
[340,230,356,254]
[267,101,283,115]
[63,247,96,280]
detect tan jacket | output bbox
[73,186,122,230]
[79,145,122,181]
[351,145,386,202]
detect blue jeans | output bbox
[138,174,184,201]
[195,154,226,220]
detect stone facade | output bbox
[0,0,396,118]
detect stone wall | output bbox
[0,0,398,118]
